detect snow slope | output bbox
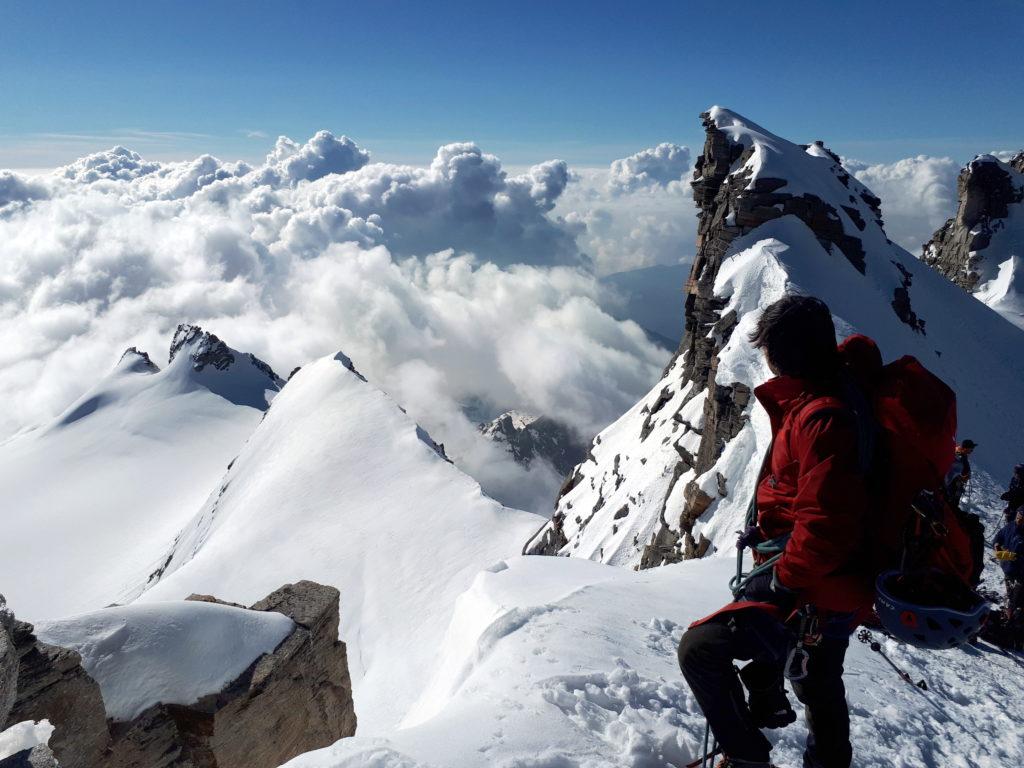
[282,514,1024,768]
[35,601,293,721]
[529,107,1024,568]
[0,326,282,620]
[133,351,541,733]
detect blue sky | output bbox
[1,0,1022,168]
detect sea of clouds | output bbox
[0,133,698,512]
[0,131,968,511]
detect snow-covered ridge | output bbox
[923,151,1024,329]
[527,107,1024,570]
[133,349,540,733]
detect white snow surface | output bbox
[34,601,293,721]
[281,506,1024,768]
[546,108,1024,568]
[134,351,541,733]
[0,333,278,620]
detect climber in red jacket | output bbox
[678,295,874,768]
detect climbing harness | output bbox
[856,629,928,689]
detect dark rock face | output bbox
[1,582,355,768]
[2,621,110,768]
[168,324,283,388]
[118,347,161,374]
[169,324,236,372]
[480,412,588,476]
[1,596,18,729]
[923,154,1024,290]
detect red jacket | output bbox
[753,374,874,613]
[690,339,878,629]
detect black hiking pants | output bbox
[678,609,853,768]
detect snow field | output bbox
[282,547,1024,768]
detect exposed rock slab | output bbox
[1,581,355,768]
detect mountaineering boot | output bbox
[739,660,797,729]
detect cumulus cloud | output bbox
[0,134,669,512]
[844,155,960,253]
[0,170,50,210]
[608,143,691,195]
[262,130,371,185]
[555,166,698,276]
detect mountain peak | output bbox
[169,324,235,371]
[117,347,160,375]
[166,324,284,409]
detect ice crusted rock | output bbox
[526,106,1024,569]
[922,152,1024,329]
[2,582,355,768]
[479,411,587,476]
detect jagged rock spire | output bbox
[923,154,1024,292]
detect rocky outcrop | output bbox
[1,582,355,768]
[117,347,161,374]
[2,620,110,768]
[1,597,18,729]
[923,153,1024,290]
[169,324,284,388]
[480,412,588,476]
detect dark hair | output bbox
[748,295,839,380]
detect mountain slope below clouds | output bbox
[528,107,1024,569]
[133,351,540,734]
[0,326,282,620]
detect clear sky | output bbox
[1,0,1022,169]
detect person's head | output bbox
[1016,509,1024,527]
[1015,464,1024,477]
[749,295,839,380]
[959,439,977,455]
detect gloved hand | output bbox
[741,568,797,613]
[736,524,763,550]
[995,550,1018,561]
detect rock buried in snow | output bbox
[0,581,356,768]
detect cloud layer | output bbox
[0,134,675,512]
[844,155,960,252]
